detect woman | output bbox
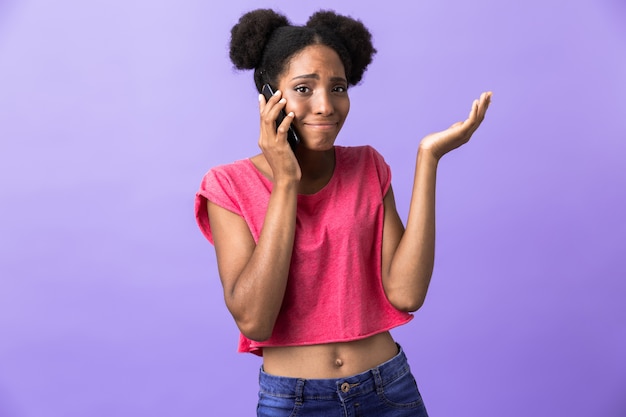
[195,8,492,416]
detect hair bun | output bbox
[306,10,376,85]
[229,9,290,70]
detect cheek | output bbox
[339,98,350,119]
[284,97,306,117]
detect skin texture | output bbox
[208,44,492,378]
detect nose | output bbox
[313,90,334,116]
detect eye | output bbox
[333,85,348,93]
[294,86,310,94]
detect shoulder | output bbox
[196,157,268,214]
[194,157,269,243]
[336,145,386,164]
[199,158,261,192]
[335,145,391,194]
[207,158,254,178]
[336,145,390,176]
[335,145,383,159]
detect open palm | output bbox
[420,91,492,160]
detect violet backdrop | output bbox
[1,0,625,416]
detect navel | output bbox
[335,358,344,367]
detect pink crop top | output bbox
[195,145,413,355]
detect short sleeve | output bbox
[194,167,243,244]
[366,146,392,197]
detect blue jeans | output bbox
[257,345,428,417]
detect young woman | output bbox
[195,8,492,416]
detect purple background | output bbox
[1,0,625,416]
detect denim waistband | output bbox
[258,344,411,400]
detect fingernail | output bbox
[274,89,281,96]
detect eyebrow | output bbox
[291,73,347,83]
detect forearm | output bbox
[384,92,492,311]
[386,146,438,311]
[227,180,298,340]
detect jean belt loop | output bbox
[371,367,384,395]
[294,379,305,406]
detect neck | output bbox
[295,146,336,194]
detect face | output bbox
[276,44,350,151]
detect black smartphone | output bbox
[261,83,300,151]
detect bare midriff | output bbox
[261,331,399,379]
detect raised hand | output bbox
[258,89,301,183]
[419,91,492,160]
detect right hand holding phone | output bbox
[258,89,301,183]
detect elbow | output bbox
[240,327,273,343]
[235,315,275,342]
[393,297,425,313]
[387,290,426,313]
[225,296,278,342]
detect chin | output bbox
[298,133,339,151]
[298,140,336,153]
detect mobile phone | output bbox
[261,83,300,151]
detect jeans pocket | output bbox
[377,370,425,410]
[257,392,299,417]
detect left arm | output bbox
[381,91,492,312]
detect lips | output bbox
[302,121,338,129]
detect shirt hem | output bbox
[240,315,414,356]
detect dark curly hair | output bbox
[229,9,377,92]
